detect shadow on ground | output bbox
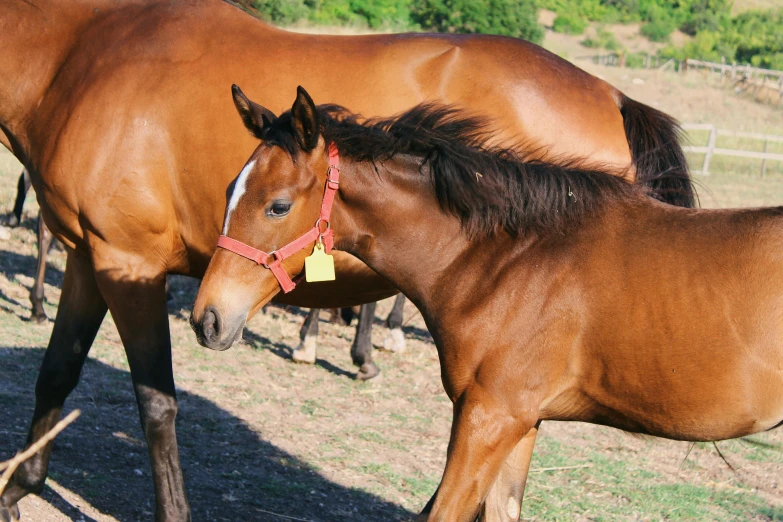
[0,347,416,521]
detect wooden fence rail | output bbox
[682,123,783,176]
[575,53,783,103]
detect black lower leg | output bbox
[386,293,406,329]
[351,302,379,380]
[1,252,107,516]
[99,274,190,522]
[300,309,320,340]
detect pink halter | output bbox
[216,143,340,293]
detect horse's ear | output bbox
[291,86,319,152]
[232,84,277,139]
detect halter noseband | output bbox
[216,143,341,293]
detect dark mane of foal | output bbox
[263,104,643,239]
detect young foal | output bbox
[192,88,782,521]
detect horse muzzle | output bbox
[190,305,244,351]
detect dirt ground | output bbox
[1,23,782,522]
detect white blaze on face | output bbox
[223,159,256,235]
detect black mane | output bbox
[261,103,643,238]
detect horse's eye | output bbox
[267,200,292,217]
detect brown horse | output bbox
[0,0,694,519]
[191,88,783,521]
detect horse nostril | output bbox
[201,308,221,342]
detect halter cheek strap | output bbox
[216,144,340,293]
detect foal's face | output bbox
[192,86,327,350]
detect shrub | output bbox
[253,0,309,24]
[640,15,675,42]
[582,28,619,50]
[410,0,543,43]
[552,12,587,35]
[624,52,646,68]
[346,0,412,29]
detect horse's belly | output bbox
[576,349,783,441]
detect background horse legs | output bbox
[351,302,380,380]
[5,169,54,323]
[8,169,30,227]
[383,293,407,353]
[0,252,107,522]
[294,299,405,380]
[293,308,320,363]
[29,213,53,323]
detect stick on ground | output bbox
[0,409,81,496]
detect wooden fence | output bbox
[576,53,783,104]
[682,123,783,176]
[682,58,783,103]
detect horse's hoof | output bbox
[7,215,19,228]
[0,503,21,522]
[381,327,407,353]
[356,362,380,381]
[292,336,317,364]
[31,311,47,324]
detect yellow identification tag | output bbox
[304,243,336,282]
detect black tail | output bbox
[619,95,697,208]
[10,168,31,226]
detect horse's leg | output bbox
[352,302,380,380]
[93,263,190,522]
[0,251,107,522]
[382,293,407,353]
[9,169,31,227]
[423,391,535,522]
[327,308,347,326]
[292,309,319,364]
[478,424,540,522]
[29,213,53,323]
[418,426,540,522]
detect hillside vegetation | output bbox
[247,0,783,71]
[540,0,783,69]
[249,0,542,41]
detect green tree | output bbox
[410,0,543,42]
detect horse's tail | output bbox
[10,168,31,226]
[619,94,697,208]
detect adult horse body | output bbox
[191,90,783,521]
[0,0,693,519]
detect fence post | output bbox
[720,57,725,84]
[702,125,717,175]
[778,76,783,105]
[762,139,769,177]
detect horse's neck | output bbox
[334,157,476,310]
